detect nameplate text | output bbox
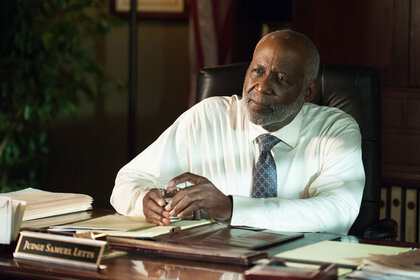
[14,231,106,269]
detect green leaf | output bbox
[23,105,31,120]
[60,0,68,10]
[39,131,47,145]
[42,32,53,50]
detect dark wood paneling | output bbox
[382,88,420,169]
[293,0,420,186]
[407,98,420,129]
[231,0,292,62]
[410,0,420,86]
[293,0,410,87]
[392,0,410,87]
[382,97,404,128]
[382,133,420,165]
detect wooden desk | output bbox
[0,210,416,280]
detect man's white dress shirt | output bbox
[111,95,365,234]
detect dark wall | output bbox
[46,20,190,208]
[291,0,420,186]
[231,0,292,62]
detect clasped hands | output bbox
[143,172,232,225]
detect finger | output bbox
[148,189,166,207]
[146,199,166,215]
[145,209,171,226]
[146,216,164,226]
[177,204,199,219]
[143,190,167,224]
[168,189,203,217]
[167,172,205,190]
[165,184,206,212]
[145,206,164,225]
[164,187,193,211]
[144,206,165,224]
[163,187,180,197]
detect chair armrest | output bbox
[362,218,398,239]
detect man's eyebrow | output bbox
[251,63,288,77]
[270,69,288,77]
[251,62,265,68]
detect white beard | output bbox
[242,90,305,128]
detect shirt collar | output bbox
[248,106,303,149]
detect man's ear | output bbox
[304,80,317,102]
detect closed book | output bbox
[390,186,402,241]
[405,188,417,243]
[380,187,387,220]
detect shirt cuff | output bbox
[134,188,151,217]
[230,195,251,226]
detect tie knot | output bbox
[256,134,280,152]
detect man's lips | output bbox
[247,98,272,113]
[246,90,272,105]
[249,99,268,107]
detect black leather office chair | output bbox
[196,62,397,238]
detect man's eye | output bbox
[252,68,264,75]
[276,74,286,82]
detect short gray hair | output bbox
[258,30,320,86]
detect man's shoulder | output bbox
[302,103,356,123]
[190,95,242,116]
[301,103,360,134]
[195,95,241,108]
[175,95,243,126]
[172,95,245,134]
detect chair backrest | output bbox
[196,62,381,236]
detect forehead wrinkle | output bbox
[253,42,293,77]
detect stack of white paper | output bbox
[349,249,420,279]
[0,188,92,221]
[0,196,26,244]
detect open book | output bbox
[0,188,93,221]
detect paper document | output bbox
[49,214,213,238]
[275,240,411,267]
[21,211,92,229]
[0,188,92,221]
[0,196,26,244]
[347,249,420,279]
[49,214,155,232]
[99,219,212,238]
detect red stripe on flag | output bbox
[191,0,204,69]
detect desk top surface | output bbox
[0,210,417,280]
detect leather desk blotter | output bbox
[107,223,303,265]
[157,223,304,250]
[107,236,267,265]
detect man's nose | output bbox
[255,75,274,95]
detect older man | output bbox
[110,30,365,235]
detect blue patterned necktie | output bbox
[251,134,280,198]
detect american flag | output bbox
[188,0,233,107]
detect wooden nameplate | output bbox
[14,231,106,269]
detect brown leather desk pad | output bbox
[108,223,303,265]
[157,223,304,250]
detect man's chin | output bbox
[243,100,275,126]
[246,112,270,126]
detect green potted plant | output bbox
[0,0,115,192]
